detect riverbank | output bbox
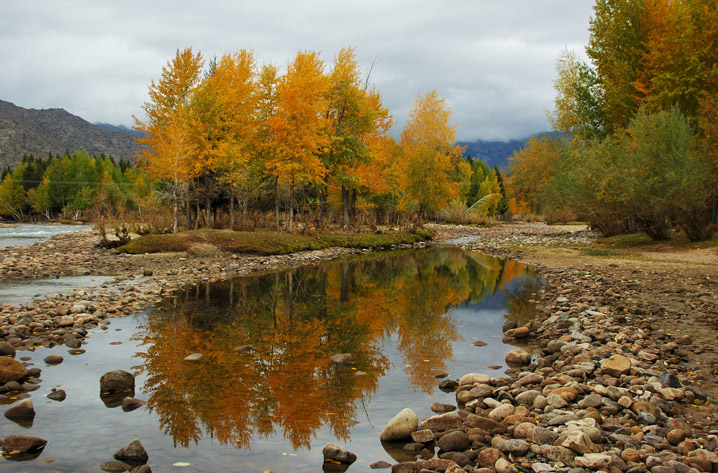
[379,223,718,473]
[1,223,717,472]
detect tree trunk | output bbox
[289,183,295,232]
[230,193,235,229]
[274,177,280,230]
[341,186,350,228]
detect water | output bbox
[0,223,89,249]
[0,247,542,472]
[0,276,115,307]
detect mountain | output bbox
[457,138,528,170]
[0,100,141,169]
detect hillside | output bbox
[0,100,141,168]
[457,138,528,170]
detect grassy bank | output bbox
[117,229,432,255]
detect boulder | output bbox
[1,435,47,460]
[421,412,463,432]
[601,355,631,377]
[575,453,612,469]
[459,373,491,385]
[322,443,357,465]
[122,397,147,412]
[47,389,66,402]
[496,458,519,473]
[465,414,506,434]
[410,429,435,443]
[43,354,64,365]
[183,353,203,362]
[505,349,531,366]
[4,399,35,423]
[0,341,16,358]
[477,448,505,468]
[0,357,27,384]
[380,408,418,441]
[437,431,470,452]
[488,404,515,422]
[495,439,530,456]
[113,439,149,465]
[561,431,601,454]
[100,460,131,472]
[100,370,135,394]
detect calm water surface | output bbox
[0,224,89,249]
[0,247,541,472]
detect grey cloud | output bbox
[0,0,594,141]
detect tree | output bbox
[0,164,28,219]
[507,134,565,214]
[134,48,204,232]
[399,90,468,223]
[266,51,330,231]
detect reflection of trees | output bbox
[134,247,537,450]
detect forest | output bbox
[0,47,507,231]
[509,0,718,241]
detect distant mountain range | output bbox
[0,100,141,168]
[457,138,527,170]
[0,98,547,172]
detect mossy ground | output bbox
[118,229,432,255]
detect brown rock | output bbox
[465,414,507,434]
[505,349,531,366]
[620,448,641,463]
[477,448,505,468]
[100,370,135,394]
[601,355,631,377]
[666,429,687,446]
[550,386,580,402]
[0,357,27,383]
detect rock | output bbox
[43,354,64,365]
[637,412,657,425]
[438,431,470,452]
[546,393,568,408]
[658,372,682,389]
[113,439,149,465]
[0,435,47,459]
[330,353,354,365]
[411,429,435,443]
[488,404,515,422]
[516,390,541,406]
[47,388,66,401]
[505,326,530,339]
[439,379,460,391]
[577,393,603,409]
[505,349,531,366]
[100,460,131,472]
[547,340,566,354]
[601,355,631,377]
[561,431,601,454]
[495,439,530,456]
[100,370,135,394]
[496,458,519,473]
[122,397,147,412]
[465,414,507,434]
[421,412,463,432]
[473,340,487,347]
[478,448,505,468]
[0,357,27,383]
[390,462,421,473]
[431,402,456,413]
[575,453,612,469]
[459,373,491,385]
[0,341,16,358]
[621,448,641,463]
[531,445,577,467]
[184,353,203,361]
[4,399,35,423]
[370,461,392,469]
[513,422,536,439]
[380,408,418,441]
[322,443,357,465]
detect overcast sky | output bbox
[0,1,595,142]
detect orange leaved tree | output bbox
[134,48,204,232]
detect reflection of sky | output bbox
[0,250,541,473]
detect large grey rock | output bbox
[380,408,418,441]
[495,439,530,456]
[100,370,135,394]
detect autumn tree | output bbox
[399,90,469,224]
[134,48,204,232]
[266,51,330,231]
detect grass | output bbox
[595,232,718,250]
[118,228,432,255]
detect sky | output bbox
[0,1,595,142]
